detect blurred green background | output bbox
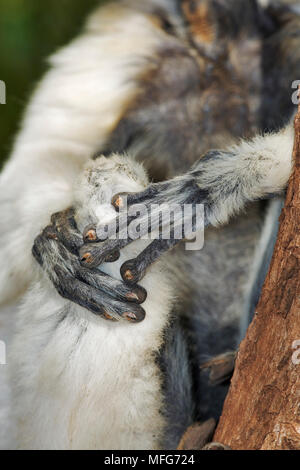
[0,0,108,168]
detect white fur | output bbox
[0,1,165,305]
[10,155,174,450]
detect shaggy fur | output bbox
[0,0,299,450]
[9,155,194,449]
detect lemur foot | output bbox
[200,351,237,385]
[178,419,232,450]
[177,418,216,450]
[32,208,147,322]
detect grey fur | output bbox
[158,318,195,449]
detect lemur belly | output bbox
[12,238,173,450]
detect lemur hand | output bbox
[80,172,208,285]
[32,208,147,322]
[80,142,275,282]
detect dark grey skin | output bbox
[32,0,300,437]
[33,208,147,322]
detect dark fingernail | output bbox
[124,269,134,281]
[104,312,113,320]
[83,225,97,242]
[126,287,147,304]
[126,292,139,301]
[104,250,120,263]
[120,262,139,284]
[81,252,93,263]
[47,232,58,240]
[123,312,137,322]
[123,306,145,323]
[111,194,125,211]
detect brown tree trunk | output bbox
[213,98,300,450]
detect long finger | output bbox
[79,238,131,268]
[111,185,162,212]
[75,266,147,304]
[120,238,180,284]
[51,208,83,255]
[54,265,146,322]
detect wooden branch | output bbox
[213,93,300,450]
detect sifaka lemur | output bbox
[0,0,299,449]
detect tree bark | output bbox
[213,98,300,450]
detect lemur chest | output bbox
[101,2,263,181]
